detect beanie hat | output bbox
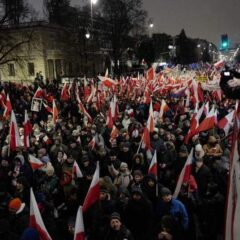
[20,227,39,240]
[133,170,143,177]
[110,212,121,221]
[131,187,143,196]
[195,144,205,159]
[120,162,128,169]
[8,198,22,211]
[161,187,172,197]
[179,145,188,153]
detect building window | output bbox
[8,64,15,76]
[28,63,35,76]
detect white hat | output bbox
[195,144,205,159]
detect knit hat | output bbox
[195,144,205,159]
[8,198,22,211]
[179,145,188,153]
[120,162,128,170]
[161,187,172,196]
[131,187,143,196]
[41,156,50,164]
[110,212,121,221]
[133,170,143,177]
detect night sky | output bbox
[29,0,240,47]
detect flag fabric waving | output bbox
[148,150,157,177]
[82,162,100,212]
[30,188,52,240]
[9,111,21,151]
[29,154,44,170]
[74,206,85,240]
[23,110,32,148]
[173,149,194,198]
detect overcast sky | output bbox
[28,0,240,47]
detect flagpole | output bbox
[136,136,143,154]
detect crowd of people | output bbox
[0,67,238,240]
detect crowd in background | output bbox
[0,69,238,240]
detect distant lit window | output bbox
[28,63,35,76]
[8,64,15,76]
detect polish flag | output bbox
[225,120,240,240]
[23,110,32,148]
[98,75,118,88]
[52,99,58,125]
[195,106,215,134]
[73,161,83,178]
[141,127,152,150]
[110,125,120,140]
[34,87,44,98]
[82,162,100,212]
[184,104,204,143]
[74,206,85,240]
[204,102,209,115]
[3,94,12,119]
[87,85,96,104]
[43,102,53,114]
[110,95,118,121]
[88,136,96,150]
[76,95,92,123]
[83,78,91,100]
[192,80,203,103]
[148,150,157,177]
[185,88,190,108]
[106,107,113,129]
[173,149,194,198]
[146,67,154,82]
[147,100,155,133]
[9,111,21,151]
[214,60,225,69]
[159,99,169,119]
[217,110,235,136]
[29,154,44,170]
[30,188,52,240]
[60,83,70,101]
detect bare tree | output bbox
[0,0,36,66]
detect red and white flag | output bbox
[82,162,100,212]
[110,95,118,121]
[195,105,215,134]
[110,125,120,140]
[73,161,83,178]
[159,99,169,119]
[147,100,155,133]
[43,102,53,114]
[98,75,118,88]
[88,136,96,150]
[148,150,157,177]
[29,154,44,170]
[23,110,32,148]
[217,110,235,136]
[9,111,21,151]
[30,188,52,240]
[214,60,225,69]
[173,149,194,198]
[146,67,154,82]
[60,83,70,101]
[141,127,152,151]
[106,107,113,129]
[34,87,44,98]
[74,206,85,240]
[3,94,12,119]
[52,99,58,125]
[225,122,240,240]
[76,95,92,123]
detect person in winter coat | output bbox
[0,219,18,240]
[108,162,133,189]
[155,188,189,232]
[104,212,134,240]
[8,198,29,238]
[124,187,153,240]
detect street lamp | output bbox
[85,29,90,39]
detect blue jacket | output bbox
[156,198,189,230]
